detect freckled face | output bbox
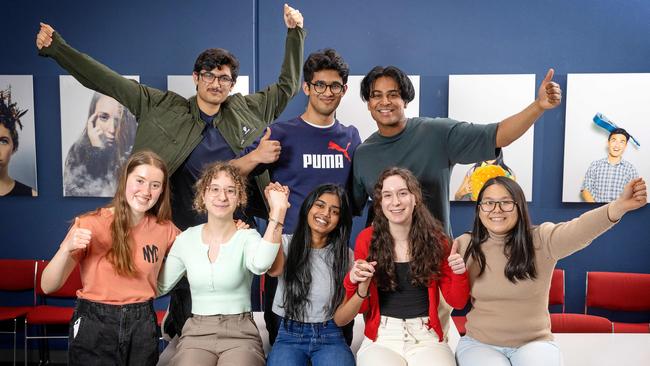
[124,164,164,221]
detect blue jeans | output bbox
[266,318,355,366]
[456,335,562,366]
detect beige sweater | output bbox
[457,205,616,347]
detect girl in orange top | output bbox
[41,150,179,366]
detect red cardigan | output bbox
[344,227,469,342]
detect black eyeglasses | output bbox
[307,81,345,95]
[478,200,517,212]
[199,72,233,86]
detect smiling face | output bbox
[307,192,341,239]
[478,183,519,236]
[202,171,239,220]
[367,76,407,136]
[607,133,628,160]
[0,124,15,170]
[303,69,347,121]
[380,174,416,227]
[124,164,165,222]
[193,65,234,111]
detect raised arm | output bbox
[545,178,647,259]
[495,69,562,147]
[244,183,290,274]
[36,23,159,120]
[243,4,305,123]
[41,217,88,294]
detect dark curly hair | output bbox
[303,48,350,84]
[193,162,247,213]
[193,48,240,82]
[368,167,449,291]
[360,66,415,104]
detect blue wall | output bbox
[2,0,649,318]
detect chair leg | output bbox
[13,318,17,366]
[24,319,28,366]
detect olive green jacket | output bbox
[40,27,306,202]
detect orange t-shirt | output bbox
[68,208,180,305]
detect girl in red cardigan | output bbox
[335,167,469,366]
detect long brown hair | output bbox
[368,167,449,291]
[107,150,172,276]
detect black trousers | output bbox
[68,298,158,366]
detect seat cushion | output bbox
[0,306,33,321]
[613,322,650,333]
[550,313,612,333]
[25,305,74,325]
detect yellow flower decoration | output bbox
[470,165,508,201]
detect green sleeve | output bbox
[242,27,305,123]
[39,31,166,120]
[446,120,499,165]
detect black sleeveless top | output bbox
[378,262,429,318]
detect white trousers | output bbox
[356,316,456,366]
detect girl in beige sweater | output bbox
[455,176,646,366]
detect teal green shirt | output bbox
[158,227,280,315]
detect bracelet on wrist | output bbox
[268,217,284,227]
[356,287,369,299]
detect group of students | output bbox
[41,150,647,366]
[31,3,648,366]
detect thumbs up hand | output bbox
[536,68,562,110]
[447,239,466,275]
[252,127,282,164]
[61,217,92,253]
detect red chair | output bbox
[0,259,36,366]
[548,268,616,332]
[24,260,82,365]
[549,269,565,312]
[586,271,650,333]
[550,313,612,333]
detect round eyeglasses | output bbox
[478,200,517,212]
[307,81,345,95]
[199,72,233,86]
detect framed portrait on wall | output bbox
[562,73,649,203]
[0,75,37,197]
[448,74,535,202]
[60,75,139,197]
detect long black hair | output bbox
[282,184,352,321]
[463,176,536,283]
